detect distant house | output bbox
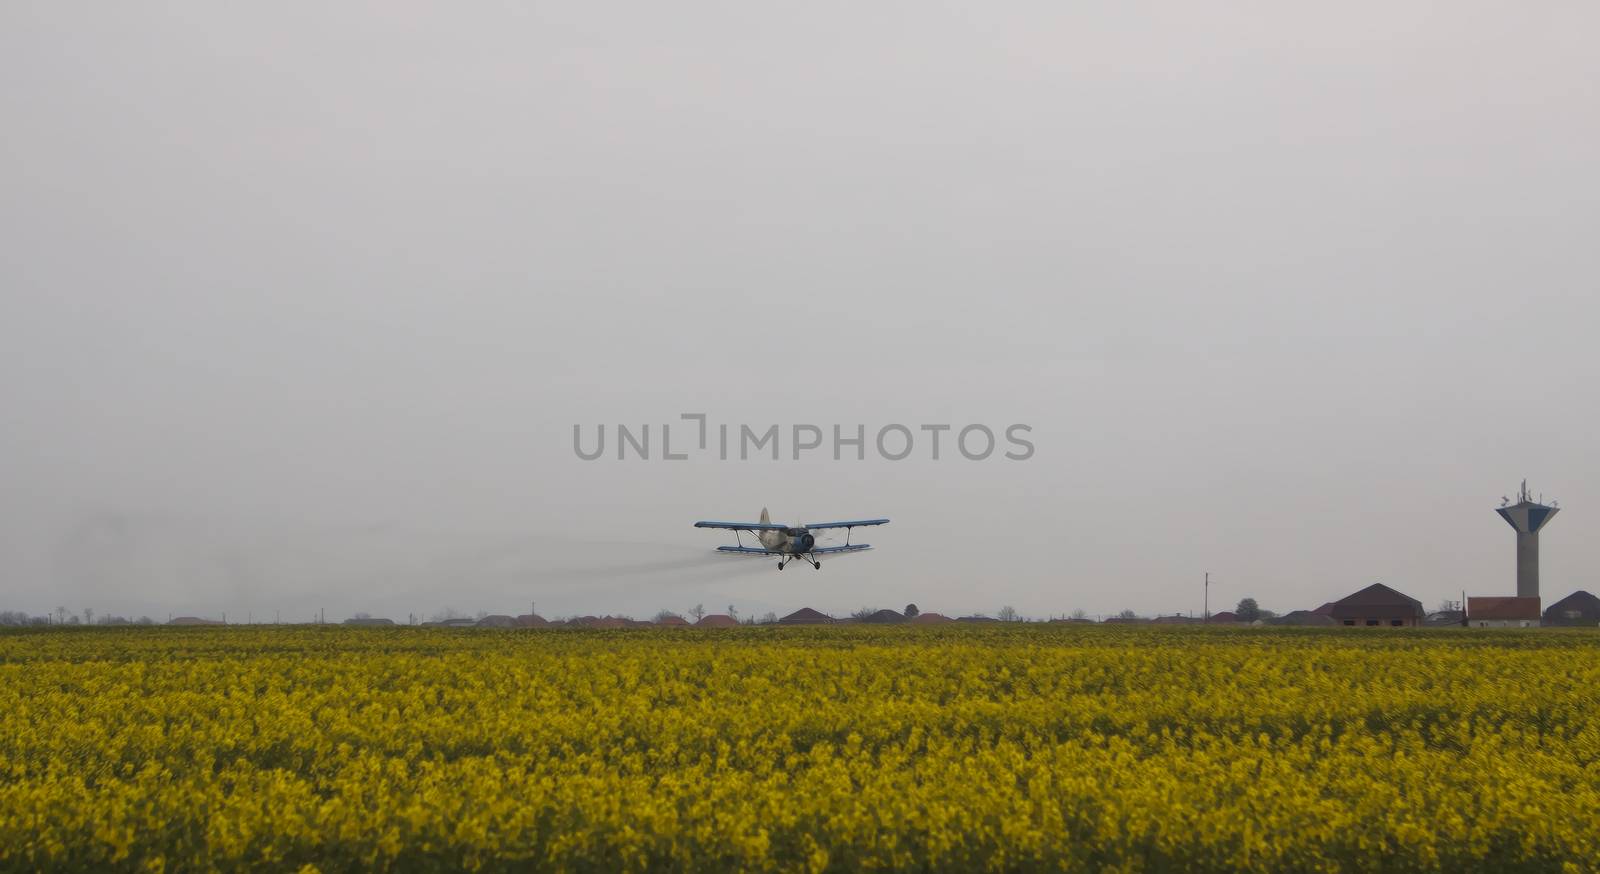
[1467,596,1541,628]
[957,615,1000,623]
[911,613,954,625]
[779,608,834,625]
[516,614,549,628]
[1206,611,1239,624]
[655,615,690,627]
[1543,591,1600,627]
[168,616,223,626]
[343,617,395,627]
[1424,610,1465,627]
[860,609,907,624]
[476,615,518,628]
[1153,614,1199,624]
[1328,583,1425,627]
[695,614,739,628]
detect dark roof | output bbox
[1207,612,1239,623]
[860,609,907,624]
[343,617,395,626]
[655,615,689,626]
[567,615,631,629]
[1545,590,1600,616]
[516,614,549,627]
[168,616,223,626]
[957,615,999,622]
[779,608,834,625]
[695,614,739,628]
[1312,602,1336,616]
[1467,596,1541,621]
[1328,584,1424,619]
[910,612,953,624]
[476,615,518,628]
[1276,610,1338,626]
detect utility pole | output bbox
[1204,572,1210,623]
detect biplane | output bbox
[694,508,889,569]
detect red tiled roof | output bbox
[695,614,739,628]
[910,613,953,624]
[1467,596,1541,621]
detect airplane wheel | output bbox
[813,562,820,570]
[778,563,785,570]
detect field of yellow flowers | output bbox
[3,624,1600,872]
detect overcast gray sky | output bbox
[3,2,1596,622]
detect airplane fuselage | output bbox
[758,527,816,554]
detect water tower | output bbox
[1496,480,1559,599]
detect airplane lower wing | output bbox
[714,544,870,555]
[813,544,871,555]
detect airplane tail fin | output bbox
[760,507,770,525]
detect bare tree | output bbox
[689,603,705,622]
[726,604,738,620]
[759,611,778,625]
[997,605,1019,622]
[653,610,682,623]
[1070,608,1089,621]
[54,606,68,625]
[851,606,878,621]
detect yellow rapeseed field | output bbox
[3,624,1599,872]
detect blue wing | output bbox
[716,546,779,554]
[814,544,872,555]
[804,519,889,530]
[695,521,788,531]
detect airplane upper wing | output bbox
[803,519,889,530]
[695,521,788,531]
